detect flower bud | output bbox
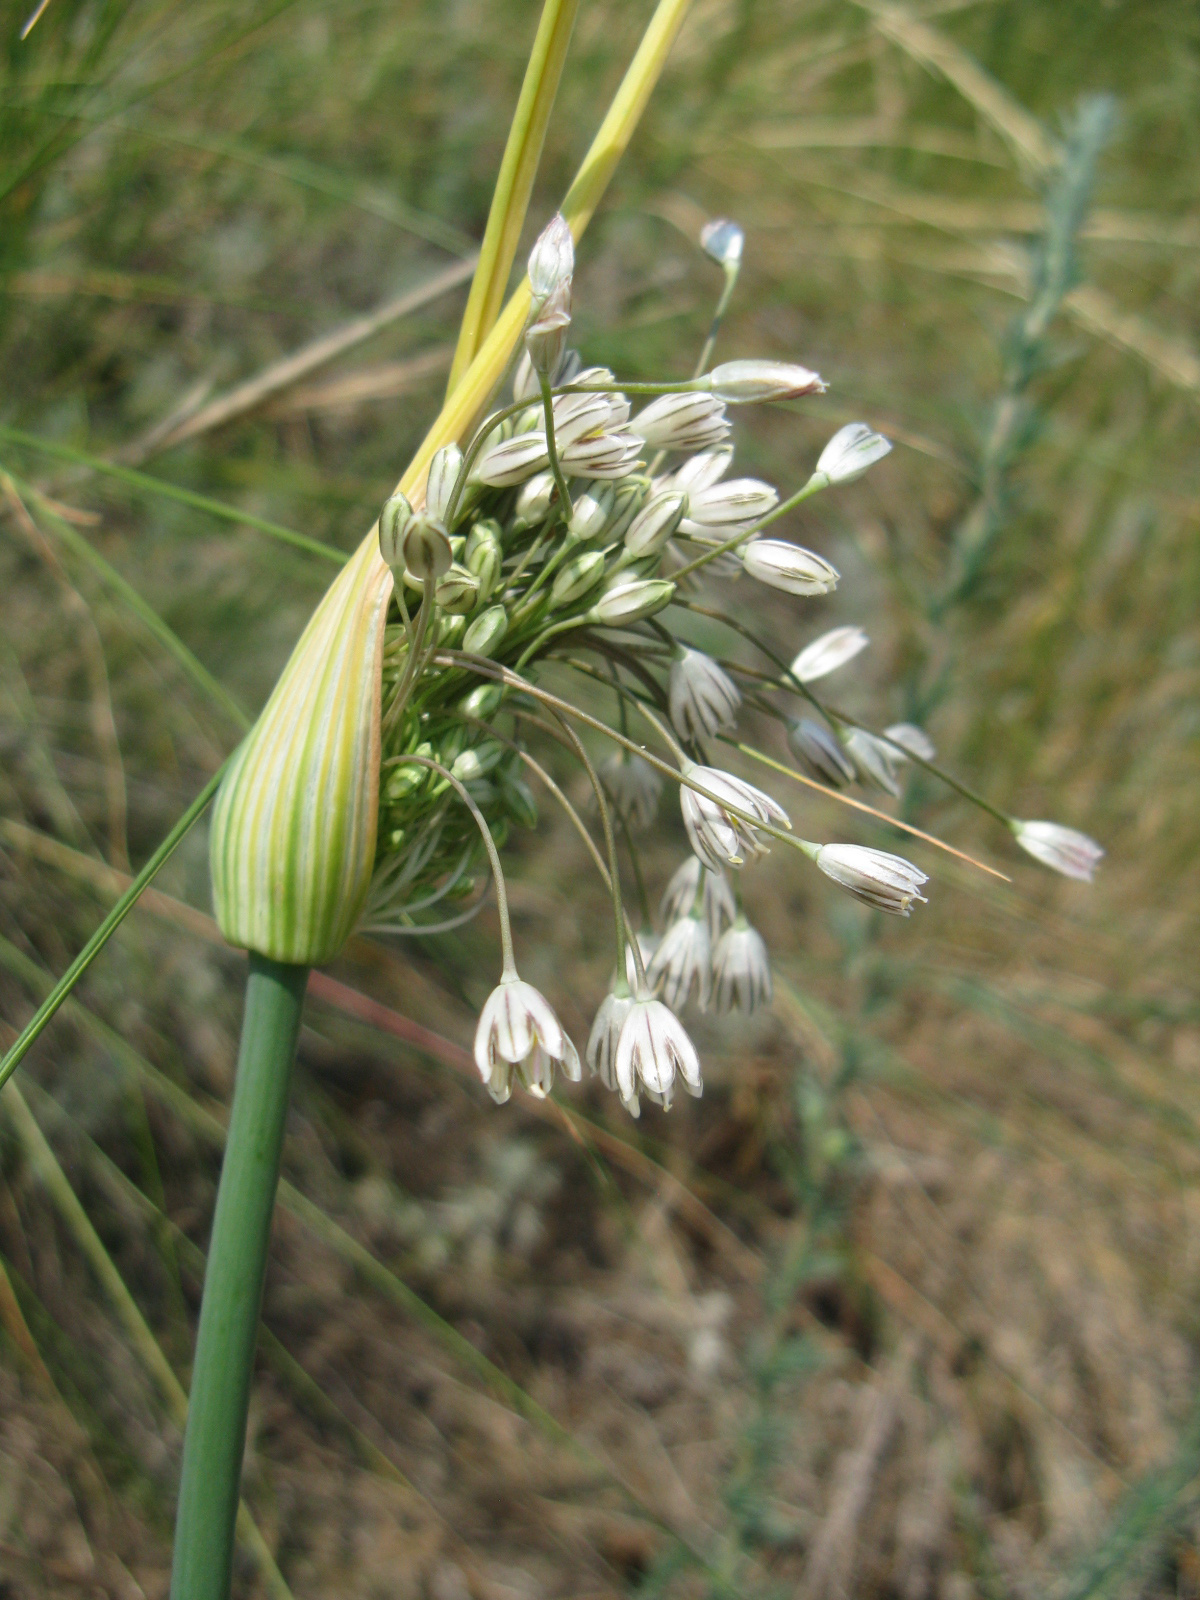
[635,392,730,452]
[551,549,606,607]
[624,491,687,557]
[588,578,675,625]
[434,562,479,614]
[883,722,935,762]
[680,477,777,534]
[459,682,504,719]
[700,217,744,267]
[426,444,464,524]
[510,470,556,531]
[708,359,826,403]
[1012,820,1103,882]
[402,513,453,582]
[665,446,733,496]
[473,432,550,488]
[814,844,927,916]
[742,539,839,595]
[464,519,503,599]
[815,422,892,485]
[560,427,644,480]
[461,603,508,657]
[568,481,615,541]
[525,280,572,376]
[451,739,503,783]
[604,475,651,540]
[528,212,574,304]
[791,625,868,683]
[378,492,413,569]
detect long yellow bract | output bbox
[209,0,693,965]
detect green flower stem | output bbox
[171,954,309,1600]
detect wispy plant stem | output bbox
[171,955,308,1600]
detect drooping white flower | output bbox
[680,478,778,536]
[660,855,736,941]
[635,392,730,452]
[786,718,856,787]
[700,218,744,267]
[615,990,702,1107]
[474,970,581,1102]
[814,844,928,916]
[842,728,901,795]
[708,359,826,403]
[1012,820,1103,882]
[883,722,936,762]
[815,422,892,485]
[586,988,635,1101]
[742,539,839,596]
[711,917,772,1013]
[680,762,790,871]
[599,750,663,832]
[791,626,869,684]
[528,212,574,303]
[669,649,741,741]
[647,913,711,1011]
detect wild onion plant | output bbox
[0,2,1107,1596]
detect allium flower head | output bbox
[669,648,741,741]
[815,844,928,916]
[815,422,892,485]
[680,762,790,871]
[711,917,772,1014]
[791,626,869,684]
[474,970,580,1103]
[742,539,839,596]
[615,991,702,1107]
[1013,820,1104,882]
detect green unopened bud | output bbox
[569,482,615,541]
[379,492,413,569]
[588,578,675,625]
[511,471,556,532]
[403,513,452,582]
[624,491,686,557]
[500,771,538,829]
[552,550,606,607]
[605,475,651,541]
[427,443,464,524]
[465,519,503,599]
[435,563,480,614]
[461,603,508,657]
[436,612,466,646]
[451,739,503,783]
[384,743,433,801]
[459,682,504,719]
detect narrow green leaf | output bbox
[0,425,345,564]
[0,762,227,1092]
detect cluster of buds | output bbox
[213,214,1102,1113]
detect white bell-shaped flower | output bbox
[474,969,580,1102]
[1012,820,1103,882]
[680,762,790,871]
[669,649,741,741]
[711,917,772,1014]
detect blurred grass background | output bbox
[0,0,1198,1595]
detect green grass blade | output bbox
[0,762,227,1092]
[0,426,344,563]
[4,473,250,730]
